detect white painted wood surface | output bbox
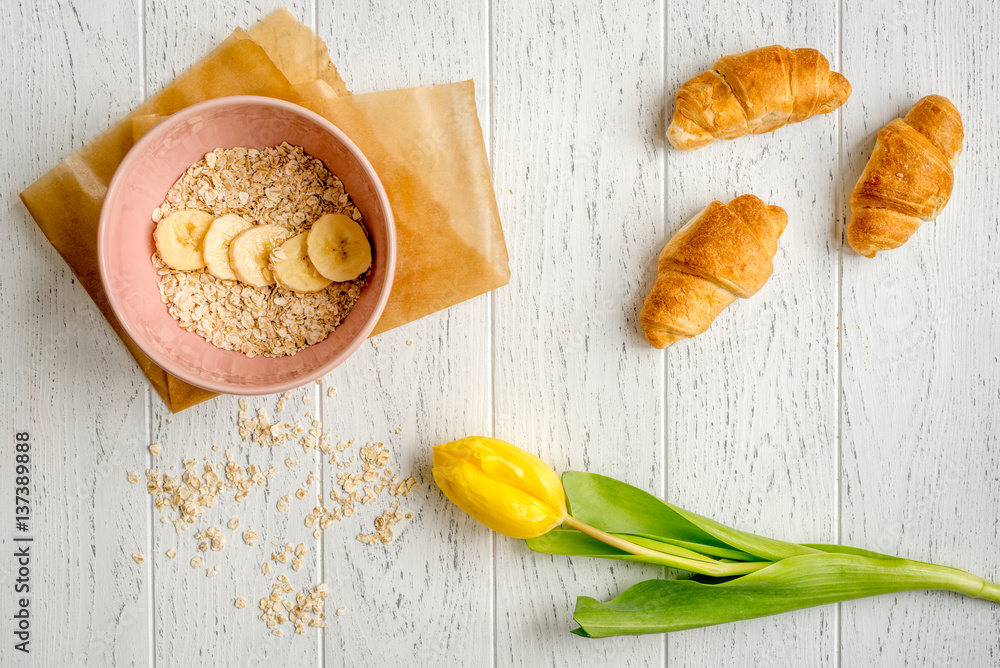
[2,1,999,666]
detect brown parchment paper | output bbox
[18,9,509,413]
[247,8,351,96]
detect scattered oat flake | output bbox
[257,581,328,634]
[128,397,422,639]
[235,597,248,609]
[142,450,272,534]
[336,606,346,617]
[357,501,407,546]
[132,552,145,564]
[149,443,161,455]
[406,339,413,346]
[196,526,226,551]
[371,339,379,348]
[127,471,140,484]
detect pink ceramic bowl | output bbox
[98,96,396,395]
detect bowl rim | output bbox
[97,95,397,395]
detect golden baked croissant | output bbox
[847,95,963,258]
[667,46,851,150]
[640,195,787,348]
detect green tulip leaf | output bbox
[802,543,900,559]
[562,471,816,561]
[527,529,674,567]
[528,527,773,576]
[572,552,997,638]
[529,528,728,564]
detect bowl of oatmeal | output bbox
[98,96,396,394]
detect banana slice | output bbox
[228,224,293,287]
[154,209,214,270]
[307,213,372,282]
[271,232,334,293]
[203,214,252,280]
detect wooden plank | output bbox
[316,313,493,666]
[143,4,318,665]
[144,0,311,93]
[317,2,493,665]
[0,1,148,666]
[9,2,1000,666]
[663,2,841,664]
[148,392,323,666]
[491,1,666,665]
[839,1,1000,663]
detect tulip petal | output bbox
[432,437,567,539]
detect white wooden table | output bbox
[3,0,999,665]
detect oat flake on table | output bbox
[153,143,368,358]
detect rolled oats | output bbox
[153,144,369,358]
[257,581,328,634]
[357,501,406,546]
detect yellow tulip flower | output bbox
[432,436,567,539]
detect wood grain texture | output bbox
[143,4,320,666]
[491,1,667,665]
[0,1,148,666]
[148,392,322,667]
[5,0,1000,665]
[839,1,1000,665]
[316,3,493,665]
[144,0,312,94]
[318,314,493,667]
[663,2,841,664]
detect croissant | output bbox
[847,95,963,258]
[640,195,787,348]
[667,46,851,151]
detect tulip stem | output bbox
[561,515,768,577]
